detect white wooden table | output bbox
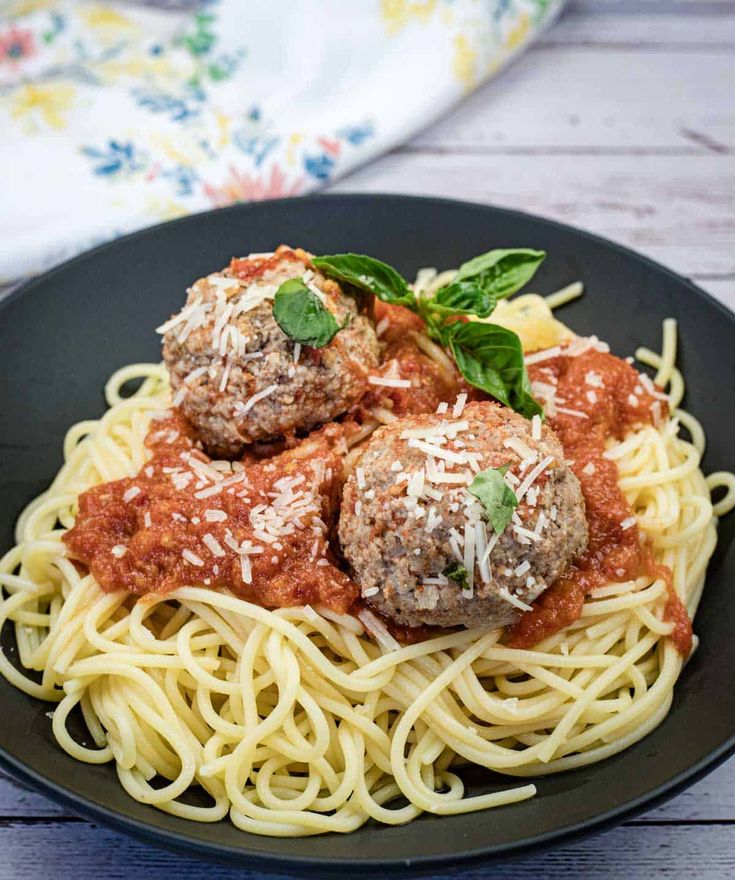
[1,1,734,877]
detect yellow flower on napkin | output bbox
[505,13,531,51]
[453,34,477,91]
[381,0,437,35]
[80,5,135,33]
[10,82,76,132]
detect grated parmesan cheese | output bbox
[525,346,562,366]
[368,375,411,389]
[233,383,279,417]
[204,509,227,522]
[504,436,536,462]
[515,455,554,502]
[182,549,205,567]
[407,438,467,465]
[194,484,224,500]
[513,525,541,544]
[531,414,542,440]
[218,358,232,392]
[463,522,475,596]
[498,587,533,612]
[171,386,188,407]
[202,533,226,558]
[184,366,207,385]
[452,392,468,418]
[375,316,390,337]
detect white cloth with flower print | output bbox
[0,0,563,283]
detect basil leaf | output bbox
[444,321,543,419]
[272,278,343,348]
[454,249,545,300]
[442,562,471,591]
[426,280,496,319]
[468,465,519,535]
[312,253,416,308]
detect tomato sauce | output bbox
[229,246,306,282]
[63,413,358,614]
[357,302,475,420]
[507,346,692,655]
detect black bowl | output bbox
[0,194,733,874]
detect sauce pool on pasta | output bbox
[510,345,692,655]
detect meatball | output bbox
[161,246,379,456]
[339,401,587,629]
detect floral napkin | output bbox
[0,0,562,283]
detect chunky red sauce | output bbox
[356,302,475,419]
[508,346,692,655]
[229,247,305,282]
[63,414,357,613]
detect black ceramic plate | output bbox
[0,195,733,874]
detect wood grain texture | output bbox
[1,1,734,877]
[331,152,735,278]
[543,3,735,48]
[410,50,735,152]
[0,820,734,880]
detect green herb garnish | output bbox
[467,465,520,535]
[272,278,344,348]
[454,248,545,300]
[312,248,546,419]
[442,562,471,591]
[442,322,542,418]
[311,254,415,308]
[423,279,496,319]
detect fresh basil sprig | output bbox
[467,464,520,535]
[272,279,344,348]
[442,562,471,591]
[424,280,496,319]
[454,248,546,300]
[313,248,545,420]
[442,322,542,418]
[311,254,415,308]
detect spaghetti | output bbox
[0,287,733,836]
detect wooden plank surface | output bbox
[543,2,735,47]
[411,50,735,152]
[0,814,734,880]
[332,152,735,279]
[1,1,734,877]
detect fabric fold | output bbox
[0,0,563,282]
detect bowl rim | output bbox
[1,192,734,873]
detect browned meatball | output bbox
[339,401,587,629]
[160,246,379,456]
